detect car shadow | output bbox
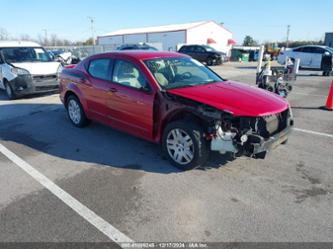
[235,66,258,70]
[0,90,59,101]
[0,103,234,174]
[291,106,329,111]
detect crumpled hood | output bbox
[12,62,61,75]
[166,81,289,117]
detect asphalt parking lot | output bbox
[0,62,332,243]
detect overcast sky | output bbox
[1,0,332,43]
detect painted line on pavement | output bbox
[293,92,326,97]
[0,143,133,244]
[294,128,333,138]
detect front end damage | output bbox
[160,92,294,159]
[8,74,59,96]
[209,107,293,158]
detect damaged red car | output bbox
[59,51,293,170]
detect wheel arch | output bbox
[63,83,87,111]
[159,109,209,142]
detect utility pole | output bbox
[88,16,96,46]
[286,25,290,48]
[42,29,48,46]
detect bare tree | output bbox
[20,34,33,41]
[50,34,58,46]
[0,27,9,40]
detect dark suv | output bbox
[178,45,224,66]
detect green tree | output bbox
[83,38,95,46]
[243,35,258,46]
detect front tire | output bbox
[162,120,209,170]
[66,95,90,127]
[207,57,214,66]
[4,81,16,100]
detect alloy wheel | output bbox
[166,128,195,165]
[68,99,81,125]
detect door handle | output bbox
[108,87,118,93]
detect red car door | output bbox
[106,57,155,140]
[82,57,114,123]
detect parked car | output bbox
[59,51,293,170]
[117,43,158,51]
[178,45,225,66]
[0,41,62,99]
[277,45,333,75]
[48,50,81,65]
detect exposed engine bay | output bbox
[160,92,294,158]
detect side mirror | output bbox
[140,82,151,93]
[324,51,331,56]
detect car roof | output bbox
[294,45,328,49]
[91,51,188,60]
[0,41,42,48]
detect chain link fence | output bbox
[45,42,162,59]
[45,45,117,59]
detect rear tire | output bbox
[66,95,90,127]
[162,120,209,170]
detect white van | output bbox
[0,41,62,99]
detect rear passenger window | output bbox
[180,46,188,52]
[195,46,205,53]
[293,47,304,52]
[88,59,112,80]
[302,47,314,53]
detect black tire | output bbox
[323,71,330,77]
[66,95,90,128]
[4,81,16,100]
[162,120,209,170]
[206,57,214,66]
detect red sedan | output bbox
[59,51,293,170]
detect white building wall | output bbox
[186,22,233,54]
[147,31,186,51]
[124,33,147,43]
[98,35,123,46]
[97,22,232,53]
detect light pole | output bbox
[286,25,290,48]
[88,16,96,46]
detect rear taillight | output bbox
[64,64,76,69]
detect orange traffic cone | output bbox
[324,81,333,111]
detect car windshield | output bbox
[144,57,223,89]
[202,45,217,52]
[0,47,52,63]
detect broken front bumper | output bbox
[9,74,59,96]
[211,126,292,157]
[250,126,291,154]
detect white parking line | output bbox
[294,128,333,138]
[293,92,325,97]
[0,143,133,244]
